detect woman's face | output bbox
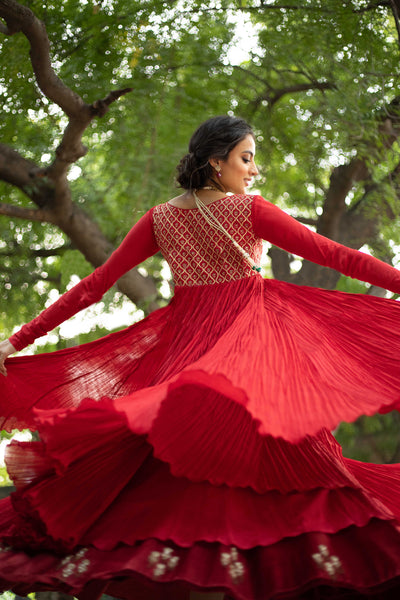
[212,134,258,194]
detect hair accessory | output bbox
[192,189,262,273]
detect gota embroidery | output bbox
[220,546,246,584]
[58,547,91,580]
[148,547,180,578]
[153,195,262,286]
[312,544,342,578]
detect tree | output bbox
[0,0,235,339]
[1,1,399,339]
[0,1,155,313]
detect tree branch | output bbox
[349,160,400,219]
[30,273,62,285]
[0,143,55,208]
[0,0,156,309]
[232,65,274,89]
[296,215,318,226]
[0,0,83,116]
[91,88,133,117]
[0,244,72,257]
[234,60,336,112]
[390,0,400,45]
[268,81,333,108]
[0,0,133,180]
[0,202,51,222]
[251,79,334,111]
[1,267,61,285]
[181,5,337,15]
[180,2,391,15]
[355,1,391,12]
[317,159,369,240]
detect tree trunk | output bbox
[0,0,158,309]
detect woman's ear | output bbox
[209,158,219,169]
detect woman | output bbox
[0,115,400,599]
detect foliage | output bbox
[236,1,400,216]
[1,1,400,331]
[336,413,400,463]
[0,0,235,335]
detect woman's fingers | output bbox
[0,341,17,376]
[0,355,7,377]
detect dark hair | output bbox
[176,115,254,190]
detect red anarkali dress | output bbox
[0,194,400,599]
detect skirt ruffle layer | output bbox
[1,276,400,441]
[2,516,400,600]
[2,397,400,597]
[0,276,400,598]
[2,400,398,551]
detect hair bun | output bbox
[176,152,199,189]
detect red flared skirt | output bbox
[0,275,400,599]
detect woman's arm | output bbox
[251,195,400,293]
[7,209,159,352]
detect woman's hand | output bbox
[0,340,16,376]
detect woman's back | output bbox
[153,194,262,286]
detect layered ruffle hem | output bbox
[0,275,400,599]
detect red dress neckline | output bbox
[167,194,229,210]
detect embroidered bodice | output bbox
[152,195,263,286]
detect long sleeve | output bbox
[251,195,400,293]
[10,209,159,351]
